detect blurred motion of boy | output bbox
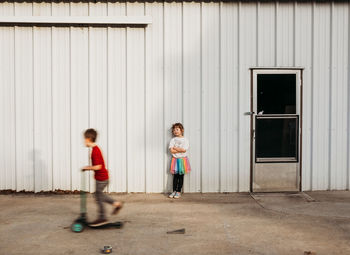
[82,128,123,226]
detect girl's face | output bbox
[173,127,183,137]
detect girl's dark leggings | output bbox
[173,174,184,192]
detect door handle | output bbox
[244,111,255,116]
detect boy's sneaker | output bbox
[169,191,176,198]
[174,192,181,199]
[89,218,108,227]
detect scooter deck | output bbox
[90,221,124,229]
[71,214,123,233]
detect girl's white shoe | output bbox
[169,191,176,198]
[174,192,181,199]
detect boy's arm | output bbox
[82,165,102,171]
[84,147,104,171]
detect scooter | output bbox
[71,171,123,233]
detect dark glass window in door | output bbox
[257,74,296,114]
[255,117,298,161]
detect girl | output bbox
[168,123,191,199]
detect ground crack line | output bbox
[249,193,350,220]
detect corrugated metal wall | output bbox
[0,1,349,193]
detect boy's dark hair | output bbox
[84,128,97,142]
[172,123,184,134]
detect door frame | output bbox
[249,68,304,193]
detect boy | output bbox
[82,128,123,227]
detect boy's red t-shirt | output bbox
[91,146,109,181]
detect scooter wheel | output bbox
[71,222,84,233]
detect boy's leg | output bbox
[96,180,123,216]
[100,190,115,204]
[95,180,109,220]
[177,175,184,192]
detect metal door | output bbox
[251,69,302,192]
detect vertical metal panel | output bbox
[220,2,239,192]
[51,3,71,191]
[107,2,127,192]
[312,2,331,190]
[33,3,52,192]
[1,1,350,193]
[201,2,220,192]
[88,2,108,192]
[14,2,34,191]
[348,3,350,191]
[257,2,275,66]
[145,2,164,193]
[163,2,183,192]
[183,2,201,192]
[330,3,349,190]
[70,2,89,192]
[238,2,257,191]
[126,2,146,192]
[295,2,313,191]
[0,2,15,190]
[276,2,294,66]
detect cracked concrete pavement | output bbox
[0,191,350,255]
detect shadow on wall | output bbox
[32,149,49,192]
[164,127,173,193]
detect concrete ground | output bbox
[0,192,350,255]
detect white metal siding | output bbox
[0,1,349,192]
